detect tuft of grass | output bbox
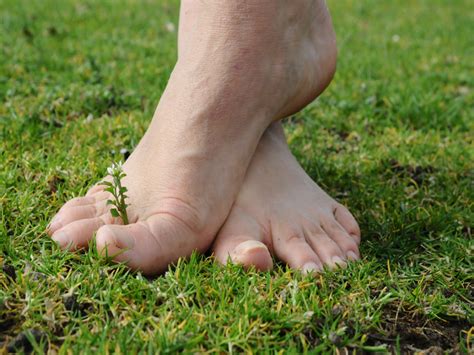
[0,0,472,352]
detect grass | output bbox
[0,0,473,352]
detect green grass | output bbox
[1,0,473,352]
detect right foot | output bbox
[212,123,361,273]
[47,0,337,275]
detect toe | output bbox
[48,191,111,235]
[96,213,210,275]
[272,225,323,274]
[212,211,273,271]
[48,205,100,234]
[321,217,360,261]
[96,222,157,273]
[212,211,272,271]
[60,196,96,209]
[95,224,138,260]
[51,215,109,250]
[230,240,273,271]
[86,184,106,196]
[334,204,361,244]
[304,225,348,269]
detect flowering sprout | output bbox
[101,162,129,225]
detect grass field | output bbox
[1,0,473,353]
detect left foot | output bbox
[46,0,337,275]
[212,122,361,273]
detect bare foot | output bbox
[212,122,360,273]
[47,0,337,275]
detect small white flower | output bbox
[365,95,376,105]
[165,22,175,33]
[458,86,469,95]
[392,34,400,43]
[107,161,124,175]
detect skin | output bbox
[212,122,360,273]
[47,0,359,275]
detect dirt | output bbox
[6,329,47,353]
[461,225,471,238]
[47,175,65,194]
[365,305,471,354]
[387,159,436,186]
[22,26,34,41]
[62,294,92,316]
[0,309,16,334]
[300,301,470,353]
[2,263,16,280]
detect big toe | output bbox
[96,222,159,274]
[214,238,273,271]
[212,213,273,271]
[232,240,273,271]
[96,213,212,275]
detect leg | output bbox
[212,122,361,273]
[47,0,337,275]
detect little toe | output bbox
[51,216,109,250]
[272,227,323,274]
[334,204,361,244]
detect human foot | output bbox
[212,122,361,273]
[47,0,337,275]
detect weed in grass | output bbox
[100,162,129,225]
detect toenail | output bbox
[346,251,359,261]
[302,262,320,274]
[111,228,135,249]
[52,231,71,249]
[234,240,267,255]
[48,216,63,232]
[331,256,346,267]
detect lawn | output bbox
[1,0,473,353]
